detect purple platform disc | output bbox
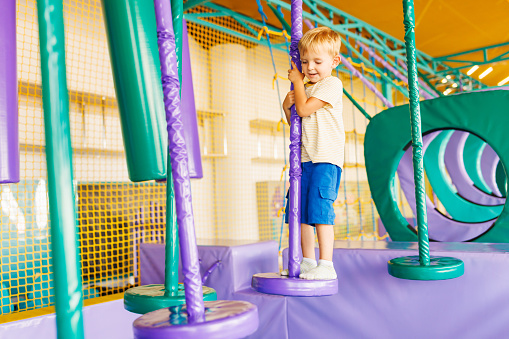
[251,272,338,296]
[133,300,258,339]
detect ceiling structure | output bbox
[211,0,509,87]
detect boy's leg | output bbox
[281,223,317,276]
[301,223,316,260]
[300,224,336,280]
[316,224,334,261]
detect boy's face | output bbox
[301,47,341,83]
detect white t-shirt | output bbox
[301,76,345,169]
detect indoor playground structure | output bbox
[2,0,509,338]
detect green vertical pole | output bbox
[164,157,179,296]
[36,1,84,338]
[382,78,394,106]
[402,0,430,266]
[164,0,183,297]
[171,0,184,88]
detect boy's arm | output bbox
[293,81,327,117]
[284,106,292,126]
[288,61,327,117]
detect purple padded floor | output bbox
[0,297,139,338]
[282,241,509,339]
[142,240,509,338]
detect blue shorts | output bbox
[285,162,342,226]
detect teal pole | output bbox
[342,88,371,120]
[36,1,84,338]
[402,0,430,266]
[164,157,179,296]
[171,0,184,87]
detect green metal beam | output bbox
[185,0,486,96]
[265,0,485,89]
[436,41,509,61]
[183,0,211,12]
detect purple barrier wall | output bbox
[182,20,203,179]
[0,1,20,184]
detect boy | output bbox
[282,27,344,280]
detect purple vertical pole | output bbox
[153,0,204,322]
[0,1,19,184]
[181,20,203,179]
[288,0,303,278]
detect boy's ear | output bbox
[333,54,341,68]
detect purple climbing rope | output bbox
[287,0,303,278]
[153,0,204,322]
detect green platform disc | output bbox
[124,283,217,314]
[388,256,464,280]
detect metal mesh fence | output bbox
[0,0,412,317]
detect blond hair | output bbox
[298,27,341,58]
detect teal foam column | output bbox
[101,0,168,182]
[36,1,84,337]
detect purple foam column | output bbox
[0,1,19,184]
[181,20,203,179]
[153,0,204,322]
[287,0,303,278]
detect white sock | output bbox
[299,259,336,280]
[281,257,317,276]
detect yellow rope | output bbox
[277,118,288,131]
[257,26,291,41]
[347,57,381,77]
[280,163,289,181]
[277,207,285,217]
[272,73,289,89]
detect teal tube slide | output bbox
[424,131,502,222]
[463,134,492,195]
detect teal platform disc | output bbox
[388,256,464,280]
[124,284,217,314]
